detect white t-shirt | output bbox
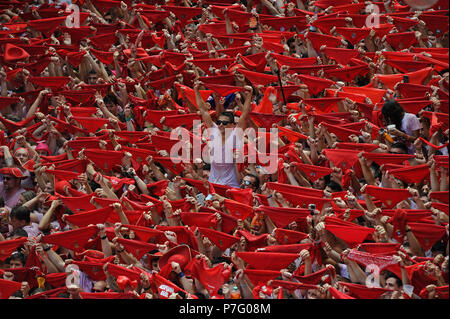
[401,113,421,154]
[207,124,243,188]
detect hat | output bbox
[4,43,30,63]
[158,244,192,271]
[0,166,27,179]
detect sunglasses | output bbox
[241,180,254,186]
[217,120,230,126]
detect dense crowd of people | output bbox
[0,0,448,300]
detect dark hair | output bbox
[218,111,235,124]
[384,272,402,287]
[10,205,31,223]
[381,100,405,130]
[20,190,36,203]
[103,93,118,105]
[390,142,408,154]
[246,173,260,189]
[7,251,26,265]
[10,290,24,298]
[9,228,28,238]
[326,181,343,192]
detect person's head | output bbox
[7,251,26,268]
[87,69,98,85]
[325,181,343,193]
[216,112,235,133]
[313,176,328,190]
[7,228,28,240]
[381,100,405,130]
[389,142,408,155]
[13,147,30,165]
[103,93,119,116]
[9,205,31,229]
[1,171,22,193]
[241,173,260,191]
[92,280,107,293]
[183,24,196,40]
[384,273,402,291]
[419,116,431,139]
[17,190,36,206]
[35,142,50,157]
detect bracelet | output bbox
[178,272,185,278]
[266,194,273,199]
[100,235,107,240]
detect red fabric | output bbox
[385,31,417,50]
[362,152,414,165]
[408,222,446,252]
[27,16,67,36]
[243,269,281,286]
[116,238,158,261]
[250,112,286,129]
[226,187,253,207]
[0,278,22,299]
[83,149,124,172]
[185,257,231,297]
[338,282,392,299]
[298,74,335,96]
[223,199,254,220]
[237,69,278,86]
[336,27,371,45]
[29,76,70,90]
[197,227,239,251]
[275,228,308,245]
[323,47,359,65]
[323,148,361,169]
[325,224,375,247]
[257,206,309,229]
[64,206,114,228]
[430,191,450,204]
[363,185,411,208]
[236,251,299,270]
[0,237,27,262]
[41,225,99,253]
[180,212,217,228]
[388,164,430,184]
